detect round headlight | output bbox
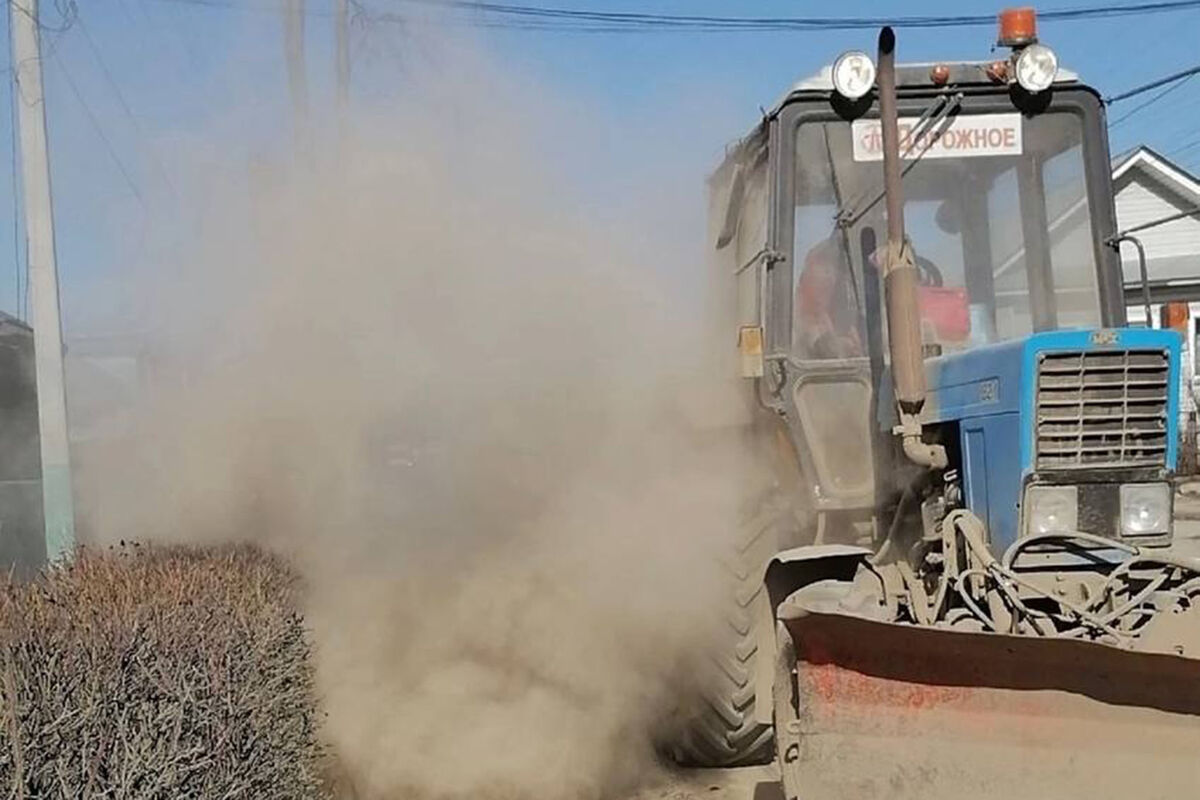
[1015,44,1058,93]
[832,51,876,100]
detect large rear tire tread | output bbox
[672,489,798,768]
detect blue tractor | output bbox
[688,8,1200,796]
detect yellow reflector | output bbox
[738,325,764,378]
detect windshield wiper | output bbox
[835,92,964,230]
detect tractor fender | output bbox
[753,544,872,724]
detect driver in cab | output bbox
[796,233,971,358]
[795,234,864,359]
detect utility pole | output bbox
[282,0,309,153]
[9,0,76,561]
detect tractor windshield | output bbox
[792,110,1100,360]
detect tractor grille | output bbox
[1035,349,1170,470]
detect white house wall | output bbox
[1116,179,1200,282]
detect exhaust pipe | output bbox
[877,27,947,470]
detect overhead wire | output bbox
[100,2,1200,178]
[140,0,209,71]
[1156,89,1200,155]
[1109,74,1196,127]
[1107,80,1200,157]
[1105,62,1200,104]
[384,0,1200,32]
[48,47,146,209]
[73,8,179,200]
[1135,86,1200,137]
[147,0,1200,31]
[379,3,1200,146]
[1169,133,1200,157]
[5,0,77,35]
[150,0,335,17]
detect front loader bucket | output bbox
[777,609,1200,800]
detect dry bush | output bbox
[0,544,327,799]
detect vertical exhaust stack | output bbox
[877,27,947,470]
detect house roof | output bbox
[1111,144,1200,293]
[1111,145,1200,207]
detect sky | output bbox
[3,0,1200,335]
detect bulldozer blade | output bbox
[777,609,1200,800]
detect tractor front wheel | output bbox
[671,489,800,767]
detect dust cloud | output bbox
[73,36,762,800]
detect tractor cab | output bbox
[714,12,1169,548]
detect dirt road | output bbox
[634,766,781,800]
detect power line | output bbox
[1108,87,1200,152]
[48,47,145,208]
[148,0,1200,32]
[1109,74,1197,126]
[73,8,179,200]
[141,0,208,71]
[1168,131,1200,157]
[149,0,335,17]
[6,0,77,34]
[1105,63,1200,104]
[384,0,1200,32]
[74,13,138,125]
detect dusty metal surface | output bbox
[778,610,1200,800]
[877,27,927,415]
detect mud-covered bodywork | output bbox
[914,326,1182,552]
[767,516,1200,799]
[776,591,1200,800]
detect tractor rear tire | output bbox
[671,488,799,767]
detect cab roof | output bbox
[775,60,1081,115]
[713,59,1084,183]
